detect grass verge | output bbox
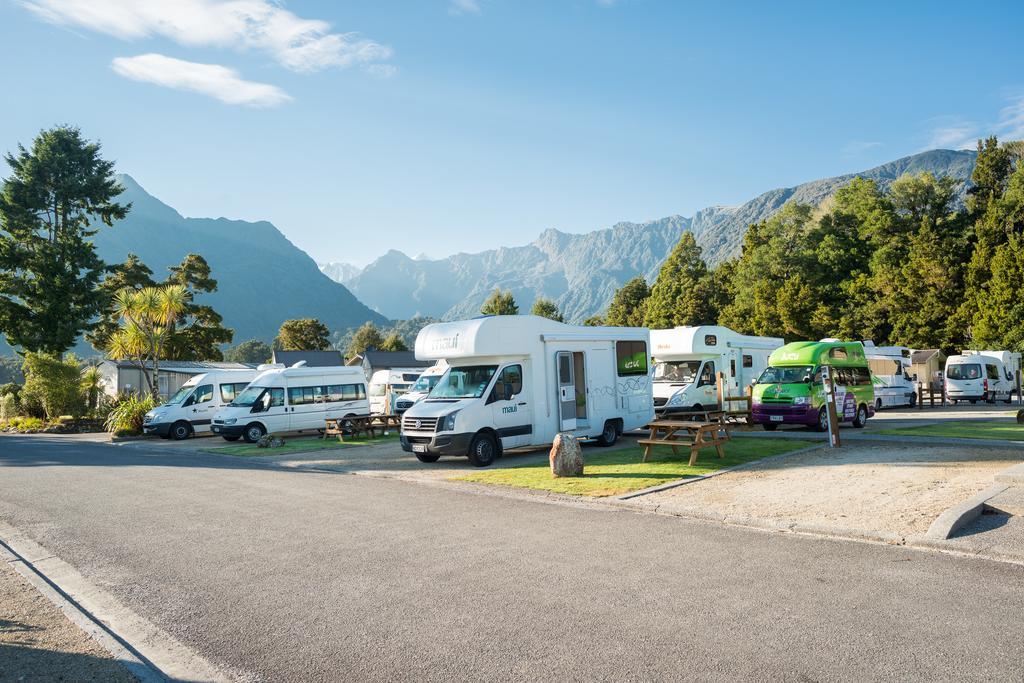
[201,432,399,457]
[875,420,1024,442]
[454,437,812,497]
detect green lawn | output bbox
[454,437,811,497]
[876,420,1024,442]
[201,432,399,457]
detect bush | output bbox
[0,393,17,421]
[103,393,156,435]
[20,353,86,420]
[4,416,46,432]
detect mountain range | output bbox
[327,148,978,322]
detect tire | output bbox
[596,421,619,447]
[170,420,192,441]
[467,432,498,467]
[762,423,778,431]
[222,435,240,442]
[852,404,868,428]
[909,393,917,408]
[415,452,441,463]
[692,403,704,413]
[970,399,977,405]
[875,398,883,411]
[243,423,266,443]
[815,407,829,432]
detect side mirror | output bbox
[182,395,194,407]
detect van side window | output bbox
[220,383,249,403]
[698,361,716,386]
[704,335,717,346]
[193,384,214,404]
[857,367,871,386]
[616,341,648,376]
[268,388,285,408]
[340,384,365,401]
[742,355,753,368]
[491,365,523,402]
[830,348,848,361]
[986,364,1000,381]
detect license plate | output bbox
[412,444,428,453]
[770,415,784,422]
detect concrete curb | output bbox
[994,462,1024,485]
[925,483,1012,540]
[0,521,230,683]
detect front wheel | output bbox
[852,404,868,428]
[467,432,498,467]
[170,421,192,441]
[815,407,829,432]
[596,421,618,447]
[243,423,266,443]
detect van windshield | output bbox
[758,365,814,384]
[947,364,982,380]
[410,374,440,393]
[654,361,701,383]
[231,386,268,407]
[430,365,498,399]
[165,385,195,405]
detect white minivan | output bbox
[368,367,423,415]
[211,363,369,442]
[143,369,258,440]
[394,361,448,414]
[945,350,1022,405]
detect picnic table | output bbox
[637,418,732,466]
[324,414,401,441]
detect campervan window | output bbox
[742,355,753,368]
[698,362,716,386]
[947,364,981,380]
[491,365,523,401]
[409,374,441,394]
[758,365,814,384]
[327,384,365,401]
[219,383,250,403]
[369,383,386,396]
[653,360,700,383]
[431,365,498,399]
[231,386,284,408]
[986,364,1000,381]
[188,384,214,405]
[829,348,848,361]
[616,341,648,376]
[704,335,717,346]
[166,385,195,405]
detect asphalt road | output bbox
[1,435,1022,682]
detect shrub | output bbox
[5,416,46,432]
[20,353,86,420]
[103,393,156,434]
[0,393,17,421]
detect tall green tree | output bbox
[644,232,718,329]
[604,276,649,327]
[530,297,564,322]
[379,332,409,352]
[275,318,331,351]
[0,126,129,353]
[107,285,189,397]
[480,288,519,316]
[346,321,385,358]
[224,339,272,364]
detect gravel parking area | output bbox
[0,559,135,682]
[646,442,1024,536]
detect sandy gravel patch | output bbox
[647,443,1024,536]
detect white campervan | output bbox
[394,361,448,414]
[400,315,654,467]
[650,326,783,414]
[945,350,1022,405]
[368,367,423,415]
[143,369,258,440]
[211,363,369,442]
[864,342,916,409]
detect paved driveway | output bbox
[1,434,1022,681]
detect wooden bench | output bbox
[637,419,731,466]
[324,414,400,441]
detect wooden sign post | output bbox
[821,365,841,448]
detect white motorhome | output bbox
[650,326,783,414]
[945,350,1022,404]
[143,369,258,440]
[864,342,916,409]
[394,361,448,414]
[211,363,369,442]
[400,315,654,467]
[368,367,423,415]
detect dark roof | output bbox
[360,350,431,369]
[911,349,944,364]
[272,350,345,368]
[104,360,255,371]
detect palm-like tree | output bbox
[107,285,187,398]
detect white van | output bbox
[864,342,916,409]
[368,367,423,415]
[211,363,369,442]
[945,350,1022,405]
[650,326,782,414]
[143,369,258,440]
[394,361,448,414]
[400,315,654,467]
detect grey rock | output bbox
[549,433,584,477]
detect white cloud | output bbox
[841,140,883,157]
[922,116,979,151]
[449,0,481,15]
[111,53,292,107]
[22,0,393,73]
[996,93,1024,141]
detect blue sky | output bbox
[1,1,1023,266]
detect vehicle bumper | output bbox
[142,421,172,437]
[210,423,246,437]
[401,431,475,456]
[752,404,818,426]
[946,391,985,401]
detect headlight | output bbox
[223,418,237,425]
[443,410,460,432]
[143,411,156,422]
[666,393,683,406]
[792,396,809,405]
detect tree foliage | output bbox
[644,232,721,329]
[107,284,188,398]
[604,276,649,327]
[345,321,385,358]
[379,332,409,352]
[0,126,129,353]
[530,297,564,322]
[20,352,87,420]
[480,288,519,316]
[224,339,272,364]
[275,318,331,351]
